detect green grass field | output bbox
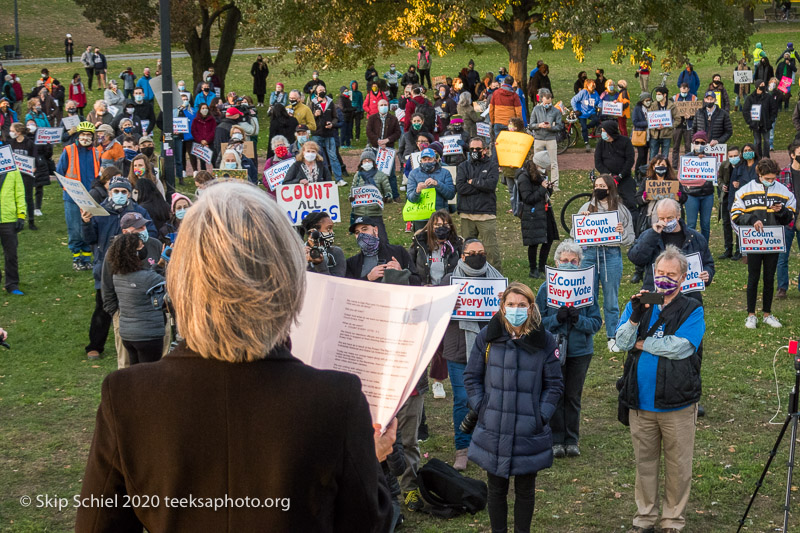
[3,21,800,533]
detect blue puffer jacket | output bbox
[464,315,564,478]
[535,283,602,357]
[570,89,600,119]
[406,164,455,213]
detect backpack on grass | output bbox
[416,458,487,518]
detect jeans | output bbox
[770,122,776,149]
[312,135,342,180]
[753,129,770,159]
[684,194,713,242]
[492,123,507,140]
[447,361,471,450]
[777,226,799,291]
[581,246,623,338]
[64,200,91,261]
[341,120,353,146]
[0,222,19,290]
[551,354,593,446]
[578,116,599,144]
[649,137,671,159]
[486,472,536,533]
[747,253,779,313]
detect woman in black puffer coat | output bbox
[516,150,559,278]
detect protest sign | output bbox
[291,272,459,431]
[0,145,18,173]
[263,158,293,191]
[432,75,447,87]
[173,117,189,134]
[351,185,384,209]
[402,188,436,221]
[440,135,463,155]
[705,143,728,164]
[652,252,705,293]
[148,75,179,111]
[375,147,395,175]
[779,76,793,94]
[140,120,150,135]
[61,115,81,131]
[545,266,596,308]
[481,107,490,118]
[601,101,623,117]
[679,155,717,186]
[221,141,255,159]
[495,131,534,168]
[647,109,673,129]
[675,100,702,119]
[476,122,491,138]
[750,104,761,121]
[444,166,457,205]
[212,169,248,180]
[733,70,753,84]
[34,127,63,145]
[191,143,213,164]
[451,277,508,320]
[107,105,119,117]
[277,182,341,225]
[408,151,422,170]
[55,173,108,216]
[572,211,621,245]
[394,108,405,122]
[214,87,222,98]
[645,180,680,201]
[12,154,35,175]
[738,226,786,253]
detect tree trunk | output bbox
[212,6,241,95]
[185,30,212,93]
[744,3,754,23]
[505,21,531,111]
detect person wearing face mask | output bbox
[383,64,401,100]
[335,86,356,149]
[193,82,215,110]
[732,158,797,329]
[411,209,463,287]
[675,130,716,243]
[754,53,774,87]
[309,85,344,185]
[514,149,558,278]
[594,120,637,209]
[302,70,326,100]
[598,79,621,122]
[345,216,419,282]
[525,88,562,191]
[285,89,316,134]
[632,92,652,172]
[0,155,26,295]
[713,144,741,260]
[158,193,192,245]
[300,211,346,277]
[676,62,700,97]
[60,99,85,145]
[364,98,401,196]
[127,151,164,199]
[535,240,602,459]
[128,88,156,134]
[224,136,258,185]
[92,48,107,90]
[284,140,332,185]
[96,124,125,169]
[616,246,706,533]
[80,46,95,90]
[212,107,243,167]
[571,79,601,152]
[189,103,216,171]
[434,83,458,129]
[707,74,730,113]
[267,103,298,158]
[249,55,269,106]
[110,100,141,135]
[417,44,433,89]
[9,122,43,229]
[743,79,777,159]
[406,147,456,231]
[776,141,800,298]
[670,82,697,169]
[463,281,563,533]
[401,66,419,90]
[350,149,392,240]
[647,87,677,159]
[725,142,759,260]
[691,89,733,151]
[0,97,16,143]
[118,67,137,99]
[634,158,686,256]
[81,176,157,360]
[68,73,87,114]
[176,80,191,102]
[262,136,293,195]
[363,82,388,118]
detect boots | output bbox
[453,449,468,471]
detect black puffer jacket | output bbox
[455,156,499,216]
[692,106,733,143]
[516,166,558,246]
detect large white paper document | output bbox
[291,273,459,430]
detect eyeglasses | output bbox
[464,251,486,257]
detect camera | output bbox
[460,409,479,434]
[307,230,326,261]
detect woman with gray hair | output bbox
[456,91,484,138]
[535,239,602,458]
[76,182,394,532]
[262,134,293,196]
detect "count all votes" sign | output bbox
[572,211,621,245]
[451,277,508,321]
[545,266,596,308]
[738,226,786,253]
[277,182,341,226]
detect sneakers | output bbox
[417,422,429,443]
[745,315,758,329]
[453,448,468,471]
[72,261,82,271]
[553,444,566,458]
[630,271,642,284]
[432,381,446,399]
[399,186,406,191]
[7,288,23,295]
[529,268,542,279]
[608,338,621,353]
[777,288,787,300]
[585,145,592,153]
[763,314,783,328]
[404,489,424,512]
[87,350,101,360]
[565,444,581,457]
[336,179,347,186]
[34,209,43,217]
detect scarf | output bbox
[301,162,320,183]
[452,258,503,361]
[359,167,378,186]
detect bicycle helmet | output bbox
[76,121,96,134]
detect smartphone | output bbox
[640,292,664,305]
[378,260,387,266]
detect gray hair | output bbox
[655,198,681,218]
[289,89,301,99]
[469,136,488,149]
[538,88,552,98]
[93,99,107,110]
[270,135,289,150]
[554,239,583,263]
[458,92,473,106]
[167,181,306,363]
[654,245,688,276]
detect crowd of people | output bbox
[2,36,800,533]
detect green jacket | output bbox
[350,170,392,217]
[0,170,26,223]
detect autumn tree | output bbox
[72,0,241,91]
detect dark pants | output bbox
[353,111,363,140]
[486,472,537,533]
[84,67,94,90]
[753,129,770,160]
[0,222,19,291]
[341,120,353,147]
[124,89,134,99]
[256,93,265,104]
[86,288,112,354]
[387,84,398,100]
[720,194,735,254]
[747,253,779,314]
[66,53,73,62]
[551,354,593,445]
[671,126,691,168]
[123,338,164,364]
[635,144,649,175]
[182,139,197,176]
[419,69,432,88]
[527,243,552,272]
[21,174,43,219]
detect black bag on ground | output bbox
[416,458,487,518]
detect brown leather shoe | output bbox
[777,288,787,300]
[453,448,468,471]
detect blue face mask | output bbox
[123,126,133,133]
[112,192,128,206]
[743,151,755,160]
[225,162,237,169]
[558,262,580,270]
[124,148,138,161]
[504,307,528,327]
[175,208,186,220]
[138,230,149,243]
[420,161,437,173]
[601,131,610,141]
[728,156,741,166]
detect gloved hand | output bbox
[567,306,580,325]
[630,294,646,324]
[14,218,24,233]
[556,305,570,323]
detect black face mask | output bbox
[795,155,800,165]
[594,188,609,201]
[464,254,487,270]
[434,225,450,240]
[704,101,715,108]
[141,147,154,157]
[317,92,326,99]
[469,150,483,162]
[654,166,668,175]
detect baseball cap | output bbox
[420,147,436,159]
[226,107,243,118]
[120,212,147,230]
[704,90,716,98]
[349,215,379,233]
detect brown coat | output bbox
[366,112,401,149]
[75,342,393,533]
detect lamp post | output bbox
[13,0,21,57]
[159,0,176,197]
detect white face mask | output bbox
[655,93,664,102]
[78,136,93,147]
[304,151,317,162]
[361,161,374,171]
[200,108,209,116]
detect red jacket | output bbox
[363,90,388,117]
[402,95,428,130]
[190,115,217,144]
[69,82,87,108]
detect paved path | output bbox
[2,47,281,66]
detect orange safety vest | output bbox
[64,143,101,182]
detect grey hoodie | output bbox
[529,104,564,141]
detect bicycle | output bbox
[657,72,671,89]
[559,170,596,233]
